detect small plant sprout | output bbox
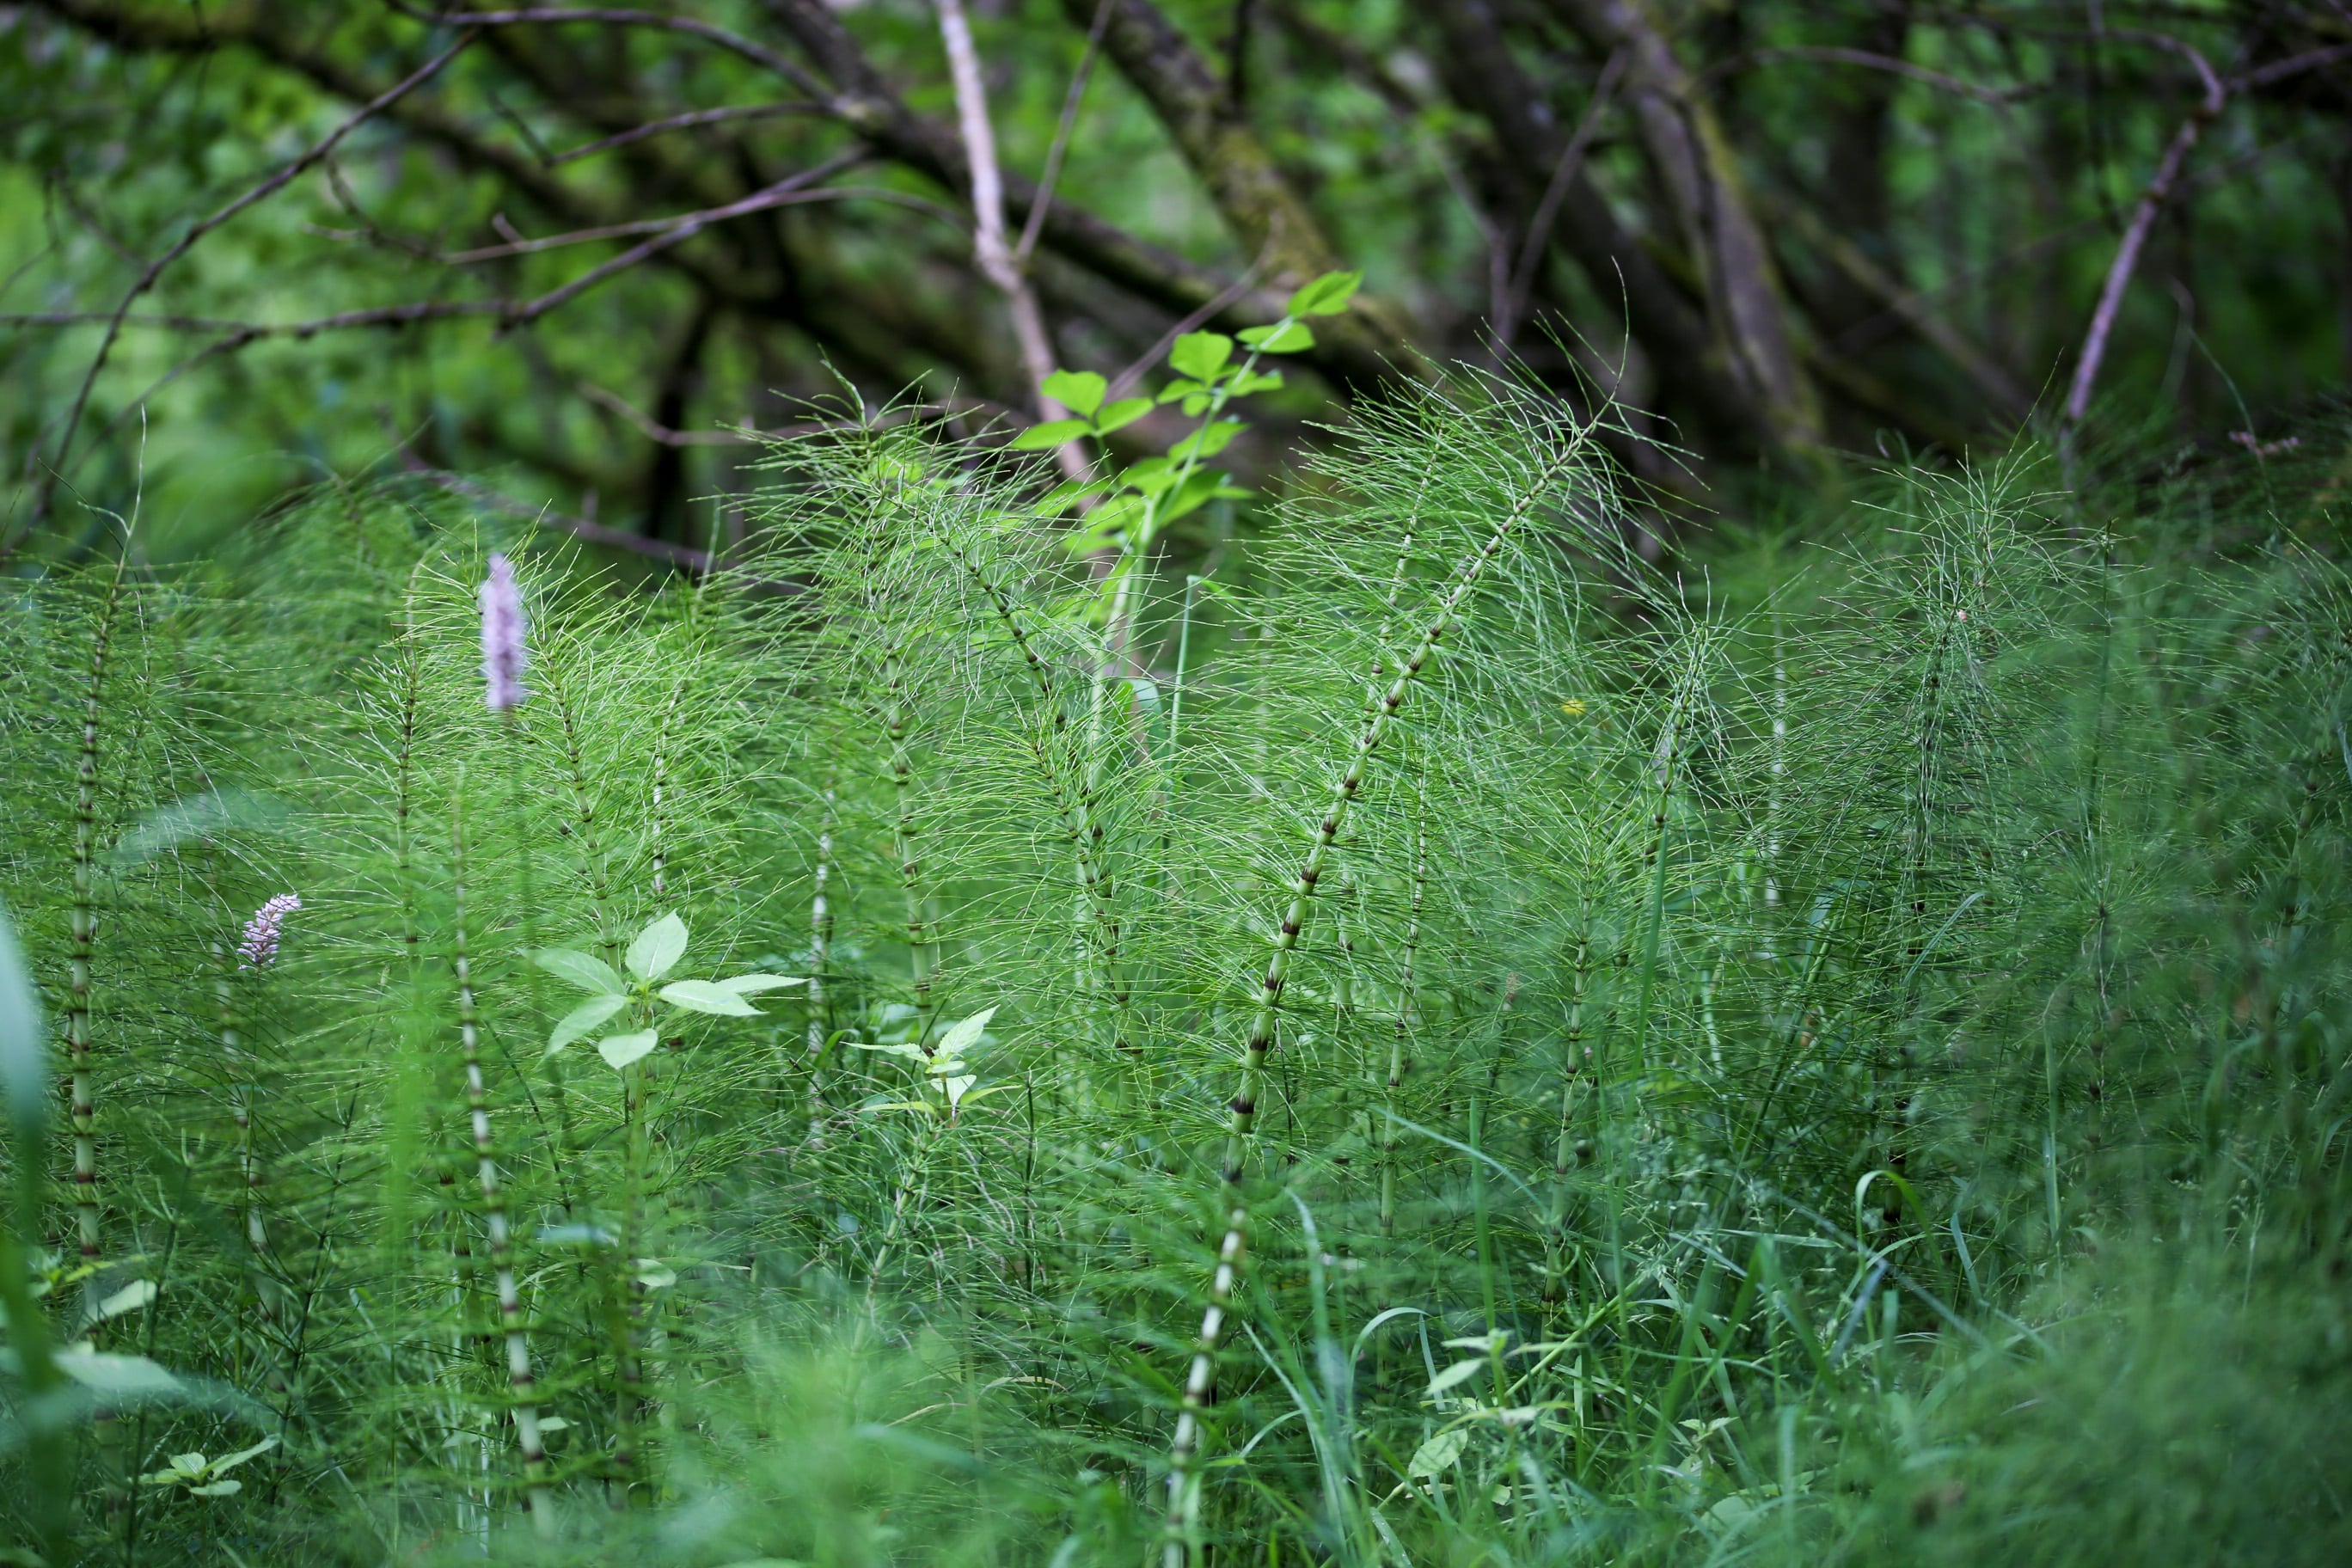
[536,912,806,1071]
[478,553,530,713]
[139,1436,279,1498]
[850,1007,1011,1123]
[1022,269,1360,633]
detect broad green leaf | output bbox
[597,1031,659,1070]
[659,979,761,1017]
[1168,331,1234,382]
[933,1007,996,1060]
[635,1259,677,1289]
[0,897,47,1141]
[1228,370,1284,396]
[211,1436,279,1473]
[862,1099,936,1115]
[1092,397,1152,435]
[1124,456,1179,497]
[1179,393,1212,417]
[1238,321,1315,353]
[190,1479,243,1498]
[1155,377,1207,405]
[625,913,689,982]
[537,1416,572,1433]
[1009,419,1090,451]
[1039,368,1106,417]
[107,788,292,867]
[940,1074,979,1108]
[54,1351,184,1399]
[1287,269,1362,316]
[1408,1427,1469,1478]
[1037,477,1111,513]
[92,1279,157,1323]
[714,974,807,995]
[958,1083,1018,1106]
[847,1040,928,1060]
[535,948,624,995]
[1157,471,1252,526]
[1428,1358,1486,1395]
[548,993,629,1053]
[1169,420,1246,462]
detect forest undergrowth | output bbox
[3,372,2351,1568]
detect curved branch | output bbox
[2059,39,2227,437]
[30,28,477,516]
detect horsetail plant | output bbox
[447,790,555,1531]
[1161,395,1608,1567]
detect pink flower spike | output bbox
[238,893,303,970]
[480,553,530,712]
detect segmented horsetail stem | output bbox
[1766,633,1786,912]
[806,775,836,1089]
[1162,428,1593,1568]
[395,583,426,976]
[651,680,683,901]
[1378,787,1427,1239]
[217,938,289,1400]
[449,793,555,1530]
[883,634,938,1040]
[548,669,620,972]
[1546,910,1592,1306]
[1626,694,1687,1078]
[67,552,129,1274]
[931,529,1133,1051]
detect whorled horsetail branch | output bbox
[805,771,836,1093]
[1377,782,1427,1240]
[1546,904,1594,1307]
[449,793,556,1529]
[66,553,130,1275]
[217,925,291,1403]
[650,681,683,902]
[1163,421,1601,1567]
[547,664,621,973]
[880,628,939,1044]
[929,525,1133,1053]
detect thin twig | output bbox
[2059,38,2226,436]
[34,30,478,512]
[1105,248,1273,401]
[547,101,827,167]
[1700,45,2041,107]
[579,382,1010,447]
[1016,0,1118,267]
[935,0,1088,483]
[1498,48,1626,350]
[388,4,830,99]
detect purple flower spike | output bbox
[480,553,530,713]
[239,893,302,970]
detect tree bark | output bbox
[1544,0,1823,456]
[1430,3,1766,450]
[763,0,1411,392]
[1053,0,1419,384]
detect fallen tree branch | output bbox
[2059,38,2226,437]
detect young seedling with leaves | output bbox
[538,911,805,1074]
[1016,270,1363,602]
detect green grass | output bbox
[2,383,2349,1567]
